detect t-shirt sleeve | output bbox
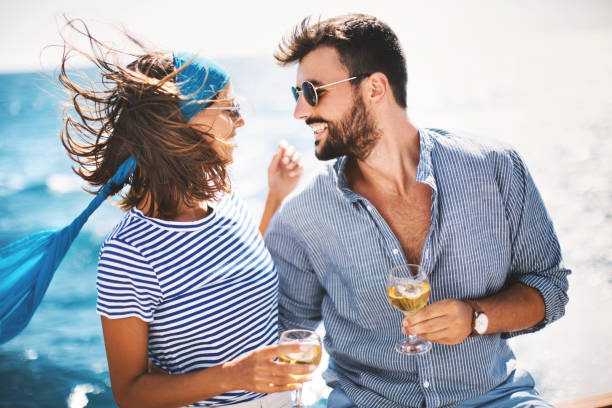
[96,238,163,322]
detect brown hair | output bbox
[275,14,408,107]
[58,19,231,220]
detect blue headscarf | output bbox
[173,52,230,121]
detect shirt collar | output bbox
[333,128,437,202]
[416,128,437,191]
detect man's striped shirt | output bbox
[266,128,570,408]
[97,193,278,407]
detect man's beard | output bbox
[314,95,381,161]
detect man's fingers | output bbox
[412,326,448,341]
[405,300,457,326]
[408,315,449,336]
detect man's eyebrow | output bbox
[296,79,324,89]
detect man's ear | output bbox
[365,72,389,104]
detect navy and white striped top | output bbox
[266,128,570,408]
[97,192,278,407]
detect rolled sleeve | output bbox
[265,212,323,332]
[502,150,570,338]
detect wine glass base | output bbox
[395,338,432,355]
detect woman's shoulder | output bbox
[103,210,147,246]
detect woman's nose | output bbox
[234,115,245,128]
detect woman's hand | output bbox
[267,141,303,202]
[260,141,303,235]
[223,342,316,394]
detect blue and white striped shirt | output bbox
[97,193,278,407]
[266,128,570,408]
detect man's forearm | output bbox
[467,282,546,335]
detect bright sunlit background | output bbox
[1,1,611,407]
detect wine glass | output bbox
[279,329,322,407]
[386,264,432,355]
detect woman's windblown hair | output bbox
[58,18,231,220]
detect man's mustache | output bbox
[305,118,327,125]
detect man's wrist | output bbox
[464,300,488,335]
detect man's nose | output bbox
[293,94,312,120]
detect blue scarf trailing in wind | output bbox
[0,157,137,344]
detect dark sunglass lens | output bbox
[231,103,241,121]
[291,87,299,102]
[302,82,317,106]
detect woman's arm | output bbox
[260,142,302,235]
[102,316,314,408]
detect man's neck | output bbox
[346,112,420,196]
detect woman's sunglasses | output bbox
[205,98,242,122]
[291,73,370,106]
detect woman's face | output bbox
[188,81,245,158]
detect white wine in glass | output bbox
[386,264,432,355]
[279,329,322,407]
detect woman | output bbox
[59,21,313,408]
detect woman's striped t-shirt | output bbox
[96,193,279,407]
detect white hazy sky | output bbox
[0,0,610,72]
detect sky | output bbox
[1,0,611,73]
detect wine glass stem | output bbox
[294,384,304,407]
[408,333,419,343]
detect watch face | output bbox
[475,313,489,334]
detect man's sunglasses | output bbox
[292,73,371,106]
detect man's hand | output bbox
[402,299,473,345]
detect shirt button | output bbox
[366,205,372,211]
[392,248,399,255]
[423,380,430,388]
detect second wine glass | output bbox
[279,329,322,408]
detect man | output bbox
[266,14,570,408]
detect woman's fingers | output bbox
[265,383,301,393]
[281,146,296,166]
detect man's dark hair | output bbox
[275,14,408,108]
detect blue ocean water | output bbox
[1,40,612,407]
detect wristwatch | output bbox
[472,310,489,335]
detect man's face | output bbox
[293,46,380,161]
